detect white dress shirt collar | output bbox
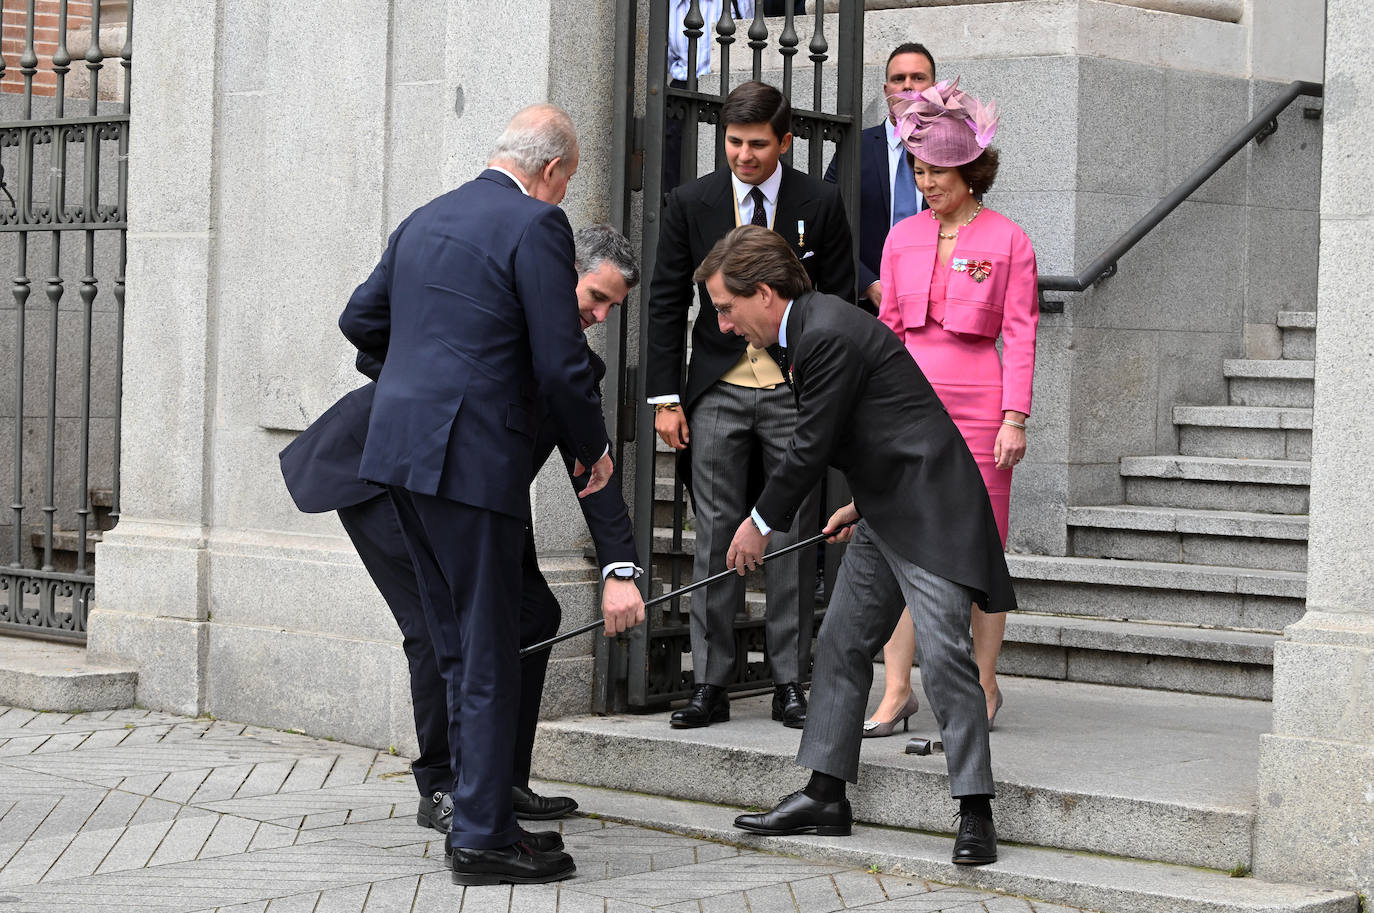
[731,161,784,226]
[489,165,530,196]
[778,299,795,349]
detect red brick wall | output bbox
[2,1,96,97]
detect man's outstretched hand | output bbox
[573,452,614,498]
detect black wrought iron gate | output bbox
[0,0,132,642]
[597,0,864,711]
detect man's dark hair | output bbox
[886,42,936,78]
[720,81,792,143]
[693,225,812,300]
[574,224,640,288]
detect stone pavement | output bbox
[0,704,1088,913]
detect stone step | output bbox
[1225,359,1315,408]
[1067,505,1308,572]
[536,553,604,585]
[998,614,1276,699]
[1277,310,1316,360]
[0,634,137,711]
[1007,554,1305,632]
[1121,455,1310,513]
[1173,405,1313,460]
[541,782,1357,913]
[1276,310,1317,329]
[533,674,1273,872]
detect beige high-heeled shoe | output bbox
[987,690,1004,731]
[862,691,920,738]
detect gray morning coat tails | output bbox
[754,291,1016,612]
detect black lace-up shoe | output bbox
[952,809,998,865]
[733,789,852,837]
[670,683,729,728]
[771,682,808,729]
[512,785,578,820]
[447,841,576,885]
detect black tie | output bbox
[749,186,768,227]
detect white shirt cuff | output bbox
[602,562,642,580]
[647,394,681,405]
[750,509,773,537]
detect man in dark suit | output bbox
[279,226,645,842]
[699,225,1012,866]
[824,42,936,311]
[339,105,637,886]
[646,80,855,731]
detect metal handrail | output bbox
[1038,80,1323,297]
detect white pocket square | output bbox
[800,250,816,260]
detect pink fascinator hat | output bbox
[888,76,999,168]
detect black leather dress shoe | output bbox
[952,810,998,865]
[416,792,452,834]
[772,682,808,729]
[447,842,576,885]
[512,785,579,820]
[734,789,852,837]
[519,828,564,853]
[670,683,729,728]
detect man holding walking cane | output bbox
[704,225,1015,867]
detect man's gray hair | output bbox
[574,224,640,288]
[489,103,578,177]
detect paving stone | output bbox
[358,874,422,912]
[786,872,846,911]
[262,891,320,912]
[311,881,371,913]
[147,814,220,867]
[95,819,175,873]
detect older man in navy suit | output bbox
[339,105,637,886]
[280,226,644,851]
[824,42,936,312]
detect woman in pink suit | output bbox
[863,78,1038,735]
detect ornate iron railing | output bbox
[0,0,132,642]
[603,1,864,711]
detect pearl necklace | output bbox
[933,201,983,240]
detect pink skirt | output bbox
[903,321,1011,547]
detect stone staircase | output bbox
[1000,310,1317,700]
[24,486,119,574]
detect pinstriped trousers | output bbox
[688,380,820,686]
[796,520,995,798]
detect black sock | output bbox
[959,795,993,818]
[803,771,846,803]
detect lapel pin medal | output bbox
[952,257,993,283]
[796,220,806,248]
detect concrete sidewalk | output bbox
[0,704,1086,913]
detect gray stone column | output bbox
[86,0,220,714]
[87,0,622,735]
[1253,0,1373,896]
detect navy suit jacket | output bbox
[279,349,637,569]
[825,122,925,296]
[338,170,608,520]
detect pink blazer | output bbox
[878,207,1039,415]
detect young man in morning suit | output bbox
[646,80,856,731]
[824,42,936,312]
[338,106,642,886]
[280,226,645,844]
[705,225,1013,866]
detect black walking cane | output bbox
[519,520,857,657]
